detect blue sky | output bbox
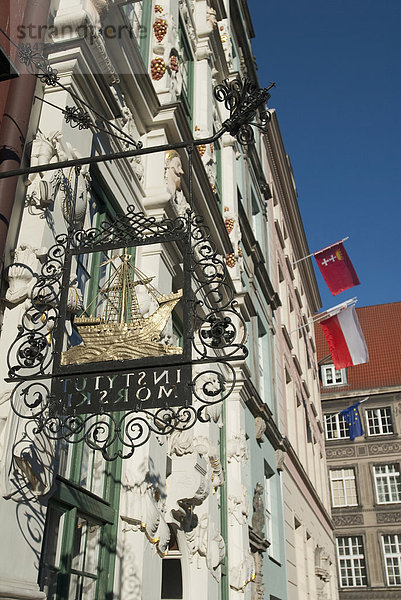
[247,0,401,311]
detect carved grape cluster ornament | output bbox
[226,253,236,268]
[154,4,163,13]
[198,144,207,157]
[220,26,228,43]
[153,18,168,43]
[225,218,235,234]
[151,57,166,80]
[170,55,179,72]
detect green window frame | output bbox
[39,457,121,600]
[40,172,123,600]
[214,135,222,207]
[122,0,152,64]
[178,19,194,126]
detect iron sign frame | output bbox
[4,57,274,458]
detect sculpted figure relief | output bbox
[251,482,265,537]
[25,131,91,226]
[165,150,184,196]
[165,150,190,216]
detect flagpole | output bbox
[330,397,370,419]
[292,237,349,266]
[314,297,357,322]
[288,297,357,336]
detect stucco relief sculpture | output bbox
[206,7,218,30]
[184,512,225,581]
[251,551,265,600]
[275,447,286,471]
[229,552,255,592]
[208,446,224,490]
[165,150,190,216]
[254,416,266,442]
[52,0,118,82]
[251,482,265,537]
[227,432,249,463]
[89,0,110,22]
[228,483,249,525]
[5,244,47,305]
[26,131,91,227]
[223,205,243,271]
[120,104,144,183]
[197,513,226,581]
[150,3,182,98]
[120,458,170,556]
[25,131,61,213]
[168,428,194,457]
[219,19,233,70]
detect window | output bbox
[321,364,346,386]
[373,464,401,504]
[214,135,222,204]
[161,526,183,599]
[382,534,401,586]
[264,462,280,561]
[324,413,349,440]
[178,20,194,122]
[39,474,118,600]
[329,469,358,507]
[366,407,393,436]
[264,468,273,549]
[336,536,367,587]
[257,320,268,402]
[40,177,122,600]
[123,0,152,62]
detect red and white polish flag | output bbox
[320,305,369,369]
[314,242,360,296]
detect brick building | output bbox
[316,301,401,599]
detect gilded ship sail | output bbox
[61,253,183,365]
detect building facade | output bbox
[0,1,337,600]
[316,302,401,599]
[263,113,339,600]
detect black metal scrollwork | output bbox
[214,77,275,145]
[17,43,60,86]
[70,206,188,249]
[7,243,65,379]
[8,208,247,459]
[190,212,248,360]
[63,106,92,130]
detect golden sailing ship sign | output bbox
[61,253,183,365]
[7,207,248,460]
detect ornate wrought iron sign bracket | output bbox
[4,63,274,459]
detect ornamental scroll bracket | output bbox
[214,78,275,145]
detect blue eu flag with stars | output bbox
[341,401,364,441]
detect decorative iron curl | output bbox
[30,402,199,461]
[63,106,92,130]
[17,43,59,85]
[189,213,248,360]
[66,207,188,249]
[214,77,274,145]
[192,362,236,425]
[7,241,65,379]
[10,381,50,419]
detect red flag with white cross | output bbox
[314,242,360,296]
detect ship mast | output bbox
[83,252,159,325]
